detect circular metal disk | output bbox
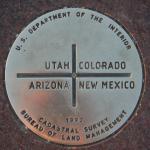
[5,8,144,146]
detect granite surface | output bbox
[0,0,150,149]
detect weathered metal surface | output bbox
[0,0,150,150]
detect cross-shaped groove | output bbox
[16,44,131,107]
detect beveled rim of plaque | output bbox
[4,7,145,148]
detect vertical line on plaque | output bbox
[72,44,76,107]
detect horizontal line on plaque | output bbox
[17,73,72,78]
[77,73,131,77]
[17,73,131,78]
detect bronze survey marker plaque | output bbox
[5,8,144,146]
